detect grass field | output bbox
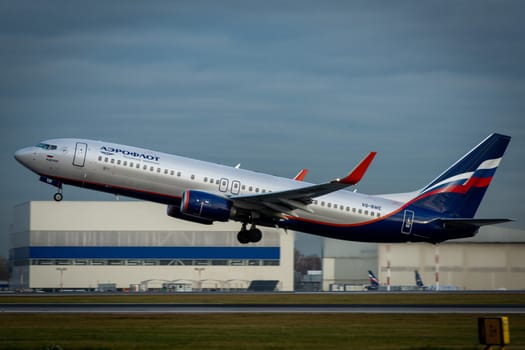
[1,293,524,350]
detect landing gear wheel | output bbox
[248,228,262,243]
[53,192,63,202]
[237,230,250,244]
[237,224,263,244]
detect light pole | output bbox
[56,267,67,291]
[194,267,205,291]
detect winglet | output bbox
[293,169,309,181]
[337,152,377,185]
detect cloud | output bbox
[1,1,524,256]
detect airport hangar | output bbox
[9,201,294,292]
[9,201,524,292]
[322,225,525,291]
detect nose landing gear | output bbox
[53,182,63,202]
[53,192,63,202]
[237,223,263,244]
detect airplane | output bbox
[14,133,511,244]
[367,270,380,291]
[364,270,427,291]
[415,270,425,289]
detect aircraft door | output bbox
[73,142,87,167]
[401,210,414,234]
[219,178,229,192]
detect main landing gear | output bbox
[237,223,262,244]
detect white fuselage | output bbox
[15,138,401,227]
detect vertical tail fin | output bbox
[413,133,511,218]
[368,270,379,289]
[415,270,424,288]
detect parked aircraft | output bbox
[364,270,427,291]
[14,133,511,244]
[415,270,425,289]
[367,270,380,291]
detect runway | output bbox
[2,303,524,314]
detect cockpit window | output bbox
[36,143,57,150]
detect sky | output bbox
[1,1,524,257]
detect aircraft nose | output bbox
[14,147,34,166]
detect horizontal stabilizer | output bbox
[441,218,512,230]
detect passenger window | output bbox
[98,156,102,161]
[150,166,154,172]
[164,169,168,175]
[204,177,208,182]
[177,172,181,177]
[191,174,195,180]
[170,170,174,176]
[249,186,253,192]
[110,159,115,164]
[255,188,259,193]
[157,168,161,173]
[117,160,121,165]
[327,203,332,208]
[104,157,109,163]
[123,161,127,166]
[143,165,147,170]
[321,201,325,207]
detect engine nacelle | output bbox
[180,190,235,222]
[167,205,214,225]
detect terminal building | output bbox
[9,201,294,292]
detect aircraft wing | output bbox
[231,152,376,217]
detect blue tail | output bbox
[368,270,379,289]
[411,133,511,218]
[415,270,424,288]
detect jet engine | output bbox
[179,190,236,222]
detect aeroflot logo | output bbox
[100,146,160,162]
